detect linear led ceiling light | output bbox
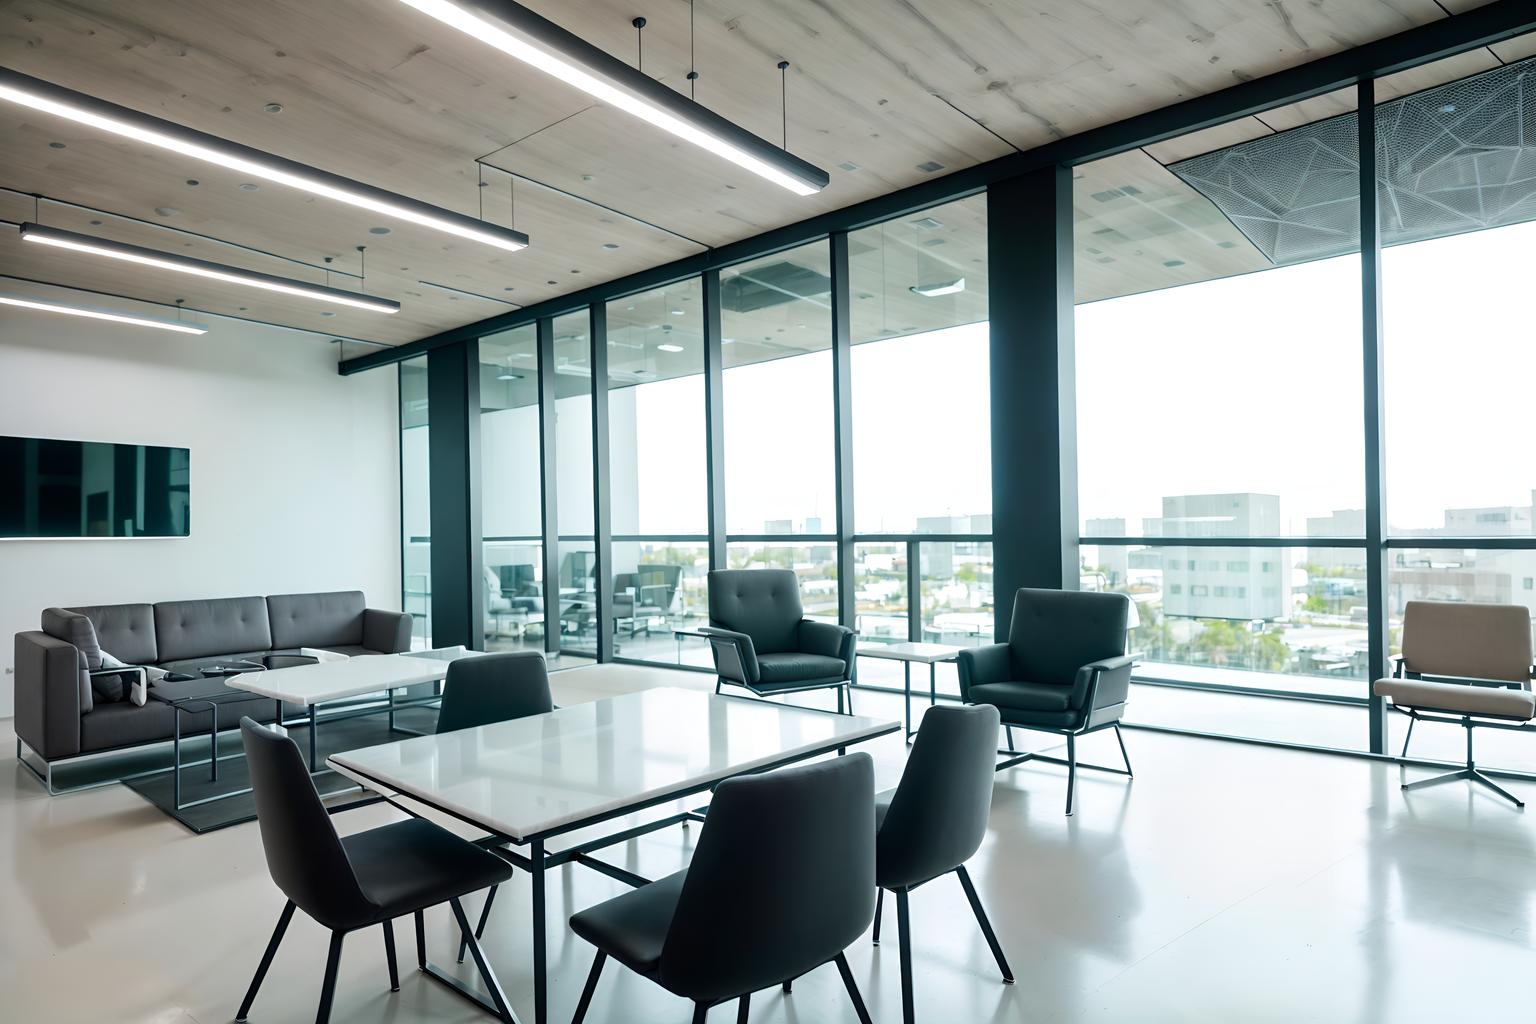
[0,293,207,334]
[0,66,529,252]
[398,0,831,196]
[909,278,965,297]
[21,223,402,314]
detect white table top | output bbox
[228,648,479,705]
[856,641,962,664]
[328,687,898,842]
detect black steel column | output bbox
[830,231,857,630]
[536,317,562,656]
[1359,80,1389,754]
[906,539,922,643]
[986,164,1078,641]
[590,302,614,662]
[702,269,728,571]
[427,338,483,650]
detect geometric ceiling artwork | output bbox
[1171,56,1536,265]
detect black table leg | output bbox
[172,707,182,810]
[930,661,938,711]
[904,661,913,741]
[531,840,547,1024]
[308,703,318,772]
[210,702,219,783]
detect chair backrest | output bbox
[436,651,553,734]
[1007,588,1129,685]
[707,569,804,654]
[658,753,875,1004]
[1400,600,1533,685]
[877,704,1001,889]
[239,718,376,928]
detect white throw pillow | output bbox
[99,650,165,707]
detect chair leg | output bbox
[782,978,792,994]
[1004,725,1015,752]
[459,883,498,963]
[896,888,915,1024]
[736,993,750,1024]
[1113,723,1133,778]
[449,897,517,1023]
[955,866,1013,983]
[571,952,606,1024]
[715,678,723,696]
[845,683,855,715]
[1400,715,1416,758]
[872,887,884,945]
[692,1004,709,1024]
[1065,733,1078,816]
[382,919,399,991]
[236,900,295,1022]
[837,685,845,715]
[834,951,875,1024]
[315,931,344,1024]
[413,909,426,970]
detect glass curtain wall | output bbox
[849,195,991,697]
[553,310,597,659]
[607,280,711,666]
[1073,87,1368,745]
[1376,41,1536,772]
[722,241,839,614]
[399,356,432,649]
[480,325,544,654]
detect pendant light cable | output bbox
[688,1,698,100]
[633,17,646,73]
[778,61,790,149]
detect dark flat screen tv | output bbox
[0,435,190,538]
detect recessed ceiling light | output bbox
[909,278,964,297]
[369,226,392,235]
[670,309,684,315]
[497,370,523,380]
[397,0,830,196]
[0,67,530,252]
[602,242,619,250]
[185,179,199,187]
[0,292,207,334]
[21,222,402,314]
[154,207,179,217]
[239,182,260,192]
[264,102,284,113]
[504,286,515,291]
[48,141,65,149]
[657,343,684,353]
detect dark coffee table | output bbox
[150,664,279,811]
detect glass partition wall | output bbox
[393,19,1536,771]
[399,356,432,649]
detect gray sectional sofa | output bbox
[14,591,411,777]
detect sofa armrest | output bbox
[701,626,759,685]
[14,631,83,760]
[363,608,413,654]
[957,643,1011,700]
[1072,654,1136,712]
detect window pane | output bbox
[850,196,990,534]
[1378,45,1536,534]
[607,280,706,536]
[553,311,595,657]
[727,542,837,621]
[611,541,712,666]
[853,541,908,642]
[480,326,544,653]
[920,541,994,647]
[1081,543,1369,698]
[722,241,834,535]
[1074,89,1364,538]
[400,356,432,649]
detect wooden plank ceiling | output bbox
[0,0,1501,349]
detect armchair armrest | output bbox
[363,608,413,654]
[956,643,1011,701]
[14,631,83,760]
[799,619,856,682]
[1071,654,1136,711]
[701,626,759,685]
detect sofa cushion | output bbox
[68,603,158,665]
[1374,677,1536,719]
[153,597,272,663]
[756,652,846,684]
[42,608,102,668]
[267,591,366,649]
[967,680,1074,713]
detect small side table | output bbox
[856,642,961,740]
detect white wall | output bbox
[0,312,401,716]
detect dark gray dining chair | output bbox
[567,753,879,1024]
[958,588,1135,815]
[235,718,515,1024]
[435,650,554,960]
[871,704,1011,1024]
[703,568,857,713]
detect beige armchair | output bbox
[1374,600,1536,808]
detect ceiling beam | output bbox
[340,0,1536,375]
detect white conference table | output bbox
[329,686,899,1024]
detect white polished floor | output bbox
[4,664,1533,1024]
